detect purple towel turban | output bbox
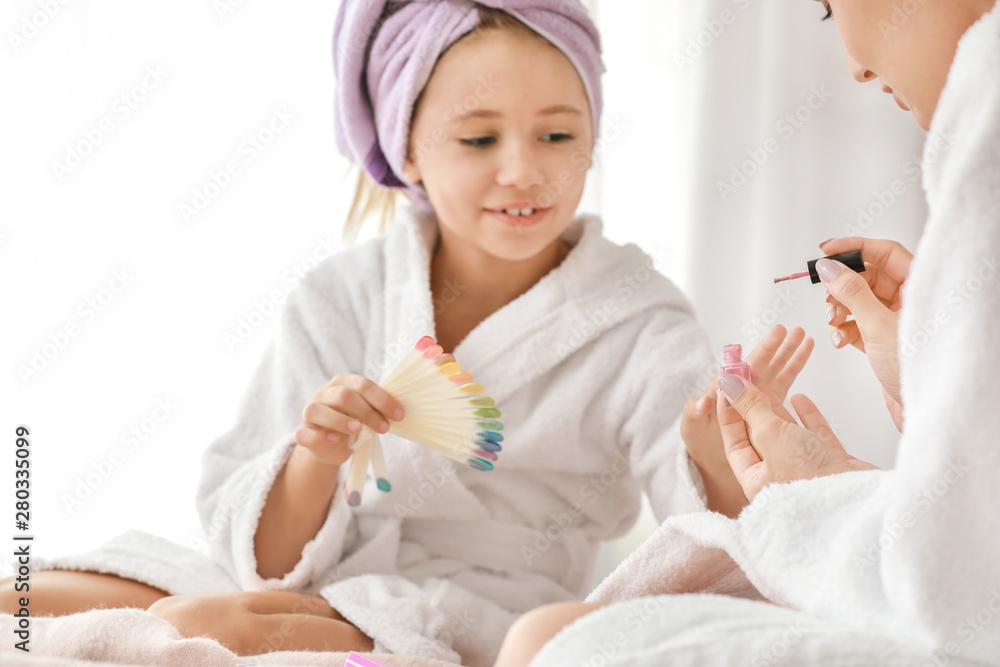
[333,0,604,204]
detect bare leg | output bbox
[494,601,605,667]
[147,591,375,656]
[0,571,169,616]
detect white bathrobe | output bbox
[37,210,714,666]
[535,4,1000,666]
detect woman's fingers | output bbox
[717,374,780,453]
[819,237,913,286]
[746,325,787,372]
[830,320,864,351]
[715,385,761,482]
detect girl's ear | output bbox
[402,152,422,184]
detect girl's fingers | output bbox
[294,425,352,464]
[346,375,406,425]
[746,325,787,372]
[790,394,847,454]
[773,336,814,390]
[316,383,394,434]
[769,326,805,371]
[305,392,378,436]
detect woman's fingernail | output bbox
[826,304,836,324]
[378,420,390,433]
[820,237,836,247]
[717,373,745,401]
[832,331,843,347]
[815,258,844,283]
[327,432,340,443]
[716,388,731,409]
[393,409,404,421]
[347,420,361,433]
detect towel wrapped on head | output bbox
[333,0,604,205]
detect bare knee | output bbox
[147,594,240,639]
[496,601,603,667]
[0,577,27,614]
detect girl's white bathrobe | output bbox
[40,210,713,666]
[537,5,1000,666]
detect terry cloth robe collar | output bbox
[381,207,694,402]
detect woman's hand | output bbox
[716,373,877,501]
[295,374,405,466]
[819,237,912,431]
[682,325,814,516]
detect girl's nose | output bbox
[848,55,877,83]
[496,141,544,190]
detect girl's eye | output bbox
[460,137,496,147]
[544,133,574,142]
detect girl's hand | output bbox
[295,374,405,466]
[682,326,813,515]
[716,373,877,501]
[818,237,912,431]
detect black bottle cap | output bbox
[807,250,865,284]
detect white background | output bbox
[2,0,926,585]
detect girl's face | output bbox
[820,0,991,130]
[403,27,594,263]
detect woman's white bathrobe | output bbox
[534,5,1000,666]
[39,210,713,666]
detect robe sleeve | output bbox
[734,21,1000,661]
[621,310,715,522]
[195,264,370,591]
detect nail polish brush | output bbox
[773,250,865,284]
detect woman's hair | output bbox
[341,7,537,242]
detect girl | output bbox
[1,2,810,665]
[493,0,1000,665]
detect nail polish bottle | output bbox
[721,344,752,381]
